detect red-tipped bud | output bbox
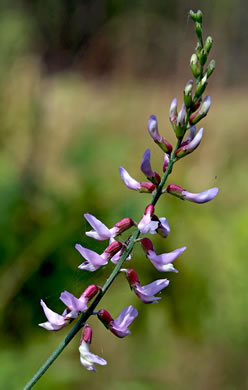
[140,182,156,193]
[160,138,173,154]
[140,237,154,253]
[97,309,113,329]
[144,204,155,217]
[81,324,92,345]
[115,217,135,233]
[125,268,140,288]
[166,184,184,198]
[81,284,99,301]
[104,241,123,256]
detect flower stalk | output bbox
[24,9,217,389]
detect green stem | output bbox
[23,132,187,390]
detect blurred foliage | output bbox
[0,1,248,390]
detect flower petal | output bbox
[140,149,155,177]
[39,300,67,330]
[182,187,219,203]
[84,213,113,240]
[60,291,87,312]
[148,246,186,272]
[75,244,108,267]
[119,167,141,191]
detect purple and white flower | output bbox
[148,115,172,154]
[122,268,169,304]
[166,184,219,204]
[176,128,203,158]
[138,205,170,237]
[79,325,107,372]
[39,285,99,331]
[84,213,135,241]
[140,149,160,184]
[140,238,186,272]
[97,305,138,338]
[119,167,155,193]
[76,240,123,271]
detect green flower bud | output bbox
[195,42,202,60]
[190,54,200,78]
[184,80,193,108]
[199,49,208,66]
[195,74,208,98]
[195,22,203,46]
[204,36,213,53]
[206,59,216,78]
[189,10,203,24]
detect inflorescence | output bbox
[38,10,218,375]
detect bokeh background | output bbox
[0,1,248,389]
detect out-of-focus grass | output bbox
[0,58,248,390]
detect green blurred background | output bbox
[0,1,247,389]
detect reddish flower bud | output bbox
[97,309,113,328]
[114,217,135,234]
[125,268,140,288]
[140,237,155,253]
[81,324,92,345]
[104,241,123,256]
[140,182,156,192]
[81,284,99,301]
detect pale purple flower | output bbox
[138,205,170,237]
[140,149,155,177]
[167,184,219,204]
[39,300,72,331]
[119,166,155,193]
[140,238,186,272]
[76,241,123,271]
[84,213,135,241]
[39,285,99,331]
[176,128,203,158]
[138,205,159,234]
[97,306,138,338]
[163,153,170,172]
[148,115,172,154]
[79,325,107,373]
[122,268,170,304]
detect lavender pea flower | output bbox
[121,268,169,304]
[119,167,155,193]
[138,205,170,237]
[140,237,186,272]
[76,241,123,271]
[79,325,107,373]
[176,128,203,159]
[166,184,219,204]
[84,213,135,241]
[97,305,138,338]
[140,149,161,185]
[148,115,172,154]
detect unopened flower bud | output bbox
[206,59,215,78]
[189,96,211,125]
[195,74,208,97]
[97,309,113,329]
[115,217,135,233]
[81,284,100,300]
[176,128,203,158]
[163,154,170,172]
[184,80,193,108]
[189,10,203,24]
[174,104,186,138]
[204,36,213,53]
[81,324,92,345]
[199,49,208,66]
[140,182,156,193]
[169,97,177,122]
[195,22,203,45]
[104,241,123,257]
[190,54,200,78]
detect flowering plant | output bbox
[24,9,218,389]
